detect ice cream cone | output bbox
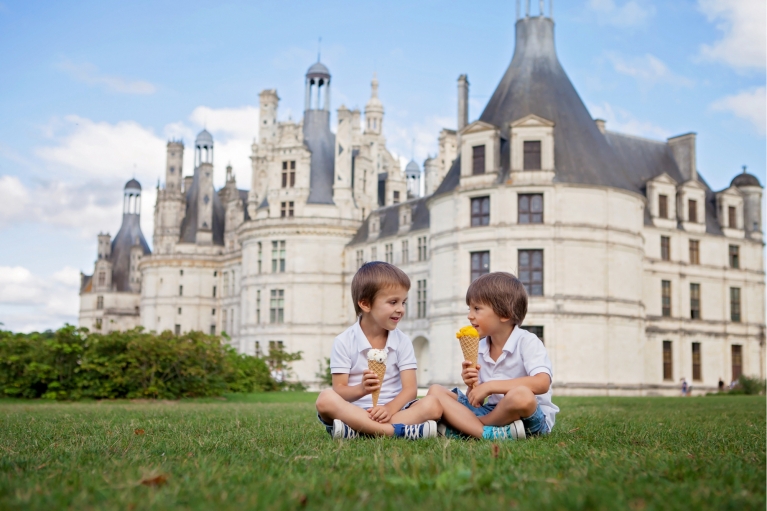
[456,326,480,389]
[368,360,387,407]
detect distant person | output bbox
[314,262,441,440]
[681,378,688,397]
[427,272,559,440]
[718,378,725,392]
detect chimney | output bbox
[595,119,606,133]
[667,133,697,182]
[457,74,469,132]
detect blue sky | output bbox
[0,0,764,332]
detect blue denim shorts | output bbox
[452,388,550,436]
[317,398,419,436]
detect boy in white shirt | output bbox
[428,272,559,440]
[315,261,442,439]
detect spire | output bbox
[371,72,379,98]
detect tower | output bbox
[259,90,279,144]
[165,141,184,193]
[457,74,469,133]
[405,160,422,199]
[195,129,215,244]
[364,73,384,135]
[303,60,336,205]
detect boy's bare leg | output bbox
[426,385,485,438]
[477,386,538,427]
[315,389,394,436]
[389,395,442,424]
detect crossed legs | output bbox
[427,384,537,438]
[315,389,442,437]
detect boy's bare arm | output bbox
[331,372,380,402]
[381,369,417,416]
[479,372,551,397]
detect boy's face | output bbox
[359,286,408,331]
[467,300,509,338]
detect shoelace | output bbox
[402,424,423,440]
[490,426,512,440]
[343,424,359,438]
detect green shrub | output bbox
[0,326,285,400]
[731,375,766,395]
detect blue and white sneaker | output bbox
[332,419,359,440]
[393,420,438,440]
[482,420,526,440]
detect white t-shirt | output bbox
[330,321,418,409]
[477,326,559,429]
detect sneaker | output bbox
[332,419,359,440]
[394,420,438,440]
[482,420,526,440]
[437,421,465,439]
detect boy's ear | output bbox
[358,299,372,314]
[499,316,512,324]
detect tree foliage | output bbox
[0,326,297,400]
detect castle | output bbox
[80,7,765,395]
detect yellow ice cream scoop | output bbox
[455,325,479,339]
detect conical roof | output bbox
[479,16,637,192]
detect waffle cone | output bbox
[458,335,480,389]
[368,360,387,407]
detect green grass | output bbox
[0,394,764,510]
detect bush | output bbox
[730,375,766,396]
[0,326,283,400]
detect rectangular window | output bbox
[663,340,672,381]
[223,272,229,297]
[688,199,697,223]
[518,249,543,296]
[255,341,262,358]
[222,309,227,331]
[393,191,400,204]
[356,249,364,269]
[272,240,286,273]
[417,236,428,261]
[523,140,542,170]
[417,279,427,319]
[180,269,184,276]
[95,318,102,330]
[281,161,296,188]
[257,242,262,274]
[212,285,217,298]
[728,205,736,228]
[522,326,544,344]
[371,246,378,261]
[174,324,181,336]
[518,193,543,224]
[385,243,393,264]
[660,236,670,261]
[658,194,668,219]
[270,289,284,324]
[256,289,261,324]
[470,251,490,282]
[689,240,699,265]
[661,280,671,317]
[472,145,485,175]
[730,287,741,322]
[211,308,215,316]
[96,295,104,310]
[729,245,739,269]
[178,307,182,315]
[731,345,742,382]
[210,325,216,335]
[692,342,702,381]
[470,196,490,226]
[179,285,183,296]
[401,240,409,264]
[280,201,294,218]
[98,271,105,286]
[690,283,700,320]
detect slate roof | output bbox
[731,172,762,188]
[304,110,336,204]
[348,197,430,246]
[110,213,151,291]
[179,166,225,245]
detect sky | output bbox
[0,0,764,332]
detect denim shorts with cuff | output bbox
[451,388,550,436]
[317,398,419,436]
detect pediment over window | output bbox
[459,120,499,136]
[646,172,678,186]
[510,114,555,128]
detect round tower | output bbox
[365,73,384,135]
[305,61,331,112]
[195,129,214,167]
[123,178,142,216]
[731,170,763,236]
[405,159,421,199]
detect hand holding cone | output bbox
[456,325,480,389]
[367,349,387,407]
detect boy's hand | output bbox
[467,383,490,408]
[367,405,391,423]
[461,360,480,387]
[362,370,380,395]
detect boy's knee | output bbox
[503,386,537,415]
[419,395,443,416]
[315,388,337,414]
[427,384,447,396]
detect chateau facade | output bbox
[80,10,765,395]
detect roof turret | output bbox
[731,169,762,188]
[124,178,141,191]
[306,61,330,80]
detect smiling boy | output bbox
[428,272,558,440]
[315,261,442,439]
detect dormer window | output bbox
[659,195,668,219]
[472,145,485,175]
[393,191,400,204]
[523,141,541,170]
[728,206,736,228]
[688,199,698,223]
[281,161,296,188]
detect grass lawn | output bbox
[0,394,764,510]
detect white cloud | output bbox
[698,0,766,70]
[386,115,454,169]
[57,59,157,94]
[710,87,766,135]
[589,102,671,139]
[0,265,80,332]
[607,52,694,87]
[587,0,655,27]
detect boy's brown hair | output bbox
[351,261,411,315]
[466,272,527,326]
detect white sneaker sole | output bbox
[513,419,526,440]
[332,419,357,440]
[422,420,438,439]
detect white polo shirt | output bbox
[478,326,559,429]
[330,321,418,409]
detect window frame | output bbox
[470,196,490,227]
[690,283,701,320]
[658,194,668,219]
[692,342,702,381]
[688,199,698,223]
[728,205,736,228]
[731,344,742,382]
[661,280,671,317]
[470,251,490,282]
[730,287,741,322]
[270,289,285,324]
[689,239,700,265]
[523,140,542,170]
[728,245,740,269]
[660,236,670,261]
[472,145,485,175]
[518,193,543,224]
[662,340,672,381]
[518,249,544,296]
